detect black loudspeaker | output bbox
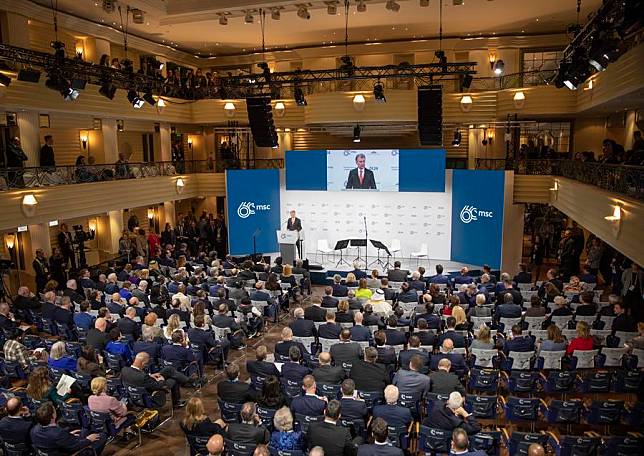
[246,97,278,148]
[418,85,443,146]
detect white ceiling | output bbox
[30,0,601,56]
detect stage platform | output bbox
[304,256,487,286]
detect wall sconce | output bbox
[460,95,473,113]
[487,129,494,144]
[549,180,559,201]
[147,208,154,221]
[4,233,16,250]
[223,102,236,117]
[274,101,285,117]
[352,94,366,112]
[604,204,622,222]
[488,51,496,69]
[79,131,88,151]
[88,219,97,233]
[176,178,185,194]
[513,91,525,109]
[21,193,38,217]
[187,138,193,149]
[75,42,84,59]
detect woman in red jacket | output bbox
[565,321,594,355]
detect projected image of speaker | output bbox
[418,86,442,146]
[246,97,278,148]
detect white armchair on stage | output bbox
[410,243,428,267]
[315,239,334,264]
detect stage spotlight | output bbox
[17,68,41,83]
[386,1,400,12]
[143,90,156,106]
[326,2,337,15]
[271,8,281,20]
[353,124,362,143]
[50,41,66,66]
[373,81,386,103]
[357,0,367,12]
[420,0,430,6]
[244,10,254,24]
[0,73,11,87]
[297,6,311,20]
[218,14,228,25]
[71,78,87,90]
[99,80,117,99]
[61,85,80,101]
[452,129,462,147]
[493,59,505,76]
[294,86,307,106]
[588,34,621,71]
[127,89,145,109]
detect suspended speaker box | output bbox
[418,85,443,146]
[246,97,278,148]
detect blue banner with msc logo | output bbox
[226,169,281,255]
[451,170,505,269]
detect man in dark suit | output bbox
[392,354,430,397]
[307,400,356,456]
[63,280,84,304]
[40,135,56,168]
[286,210,303,258]
[503,325,535,355]
[422,392,481,435]
[290,307,317,337]
[350,312,372,343]
[349,347,389,392]
[322,286,340,308]
[362,304,384,329]
[338,379,368,421]
[330,329,363,366]
[372,386,413,429]
[212,304,244,350]
[53,296,74,327]
[275,327,310,361]
[430,340,467,375]
[379,278,398,302]
[453,267,474,286]
[496,295,523,321]
[438,317,466,348]
[132,327,162,364]
[226,402,270,444]
[387,262,409,283]
[57,223,76,270]
[373,330,397,367]
[429,358,465,396]
[281,346,311,382]
[575,291,597,316]
[345,153,376,190]
[121,352,187,409]
[86,318,110,351]
[513,263,532,284]
[305,297,329,322]
[396,283,418,304]
[414,319,437,346]
[0,397,34,445]
[429,264,450,288]
[30,402,105,455]
[332,275,349,297]
[217,363,256,404]
[318,312,342,340]
[409,271,426,292]
[313,351,346,384]
[384,316,407,347]
[357,417,403,456]
[118,307,142,341]
[413,303,441,330]
[612,302,637,332]
[188,315,228,365]
[246,345,280,379]
[161,330,198,377]
[290,375,327,417]
[398,336,430,373]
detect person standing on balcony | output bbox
[172,139,185,173]
[32,249,50,294]
[40,135,56,169]
[115,152,132,179]
[6,137,28,188]
[57,224,76,271]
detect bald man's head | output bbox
[133,351,150,368]
[527,444,546,456]
[318,352,331,365]
[442,338,454,352]
[5,397,22,416]
[95,318,107,332]
[207,434,224,456]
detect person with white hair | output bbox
[422,391,480,435]
[372,385,413,429]
[351,260,367,280]
[309,446,325,456]
[63,279,84,304]
[48,340,77,371]
[409,271,426,292]
[131,280,150,306]
[269,406,304,451]
[105,273,119,294]
[290,307,317,337]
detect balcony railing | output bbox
[476,159,644,200]
[0,158,283,190]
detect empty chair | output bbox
[315,239,334,263]
[469,349,499,369]
[570,349,599,369]
[293,413,323,434]
[389,239,402,261]
[584,400,624,425]
[597,347,628,368]
[540,370,576,394]
[541,399,582,424]
[600,435,643,456]
[469,430,502,456]
[467,368,499,393]
[464,395,499,419]
[613,369,643,393]
[410,243,428,267]
[217,399,243,423]
[506,432,548,456]
[548,434,601,456]
[502,351,535,372]
[535,350,566,370]
[578,371,611,393]
[418,426,451,455]
[499,317,522,334]
[502,397,540,423]
[507,371,540,394]
[425,392,449,417]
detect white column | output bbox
[28,222,52,257]
[102,119,119,164]
[17,111,41,167]
[159,123,171,162]
[108,210,123,254]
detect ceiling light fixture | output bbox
[271,8,281,20]
[297,6,311,20]
[357,0,367,12]
[385,1,400,12]
[244,10,254,24]
[493,59,505,76]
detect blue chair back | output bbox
[613,369,642,393]
[468,368,499,392]
[293,413,323,434]
[578,371,611,393]
[186,434,210,456]
[507,371,539,393]
[58,401,85,428]
[600,435,643,456]
[256,406,277,431]
[224,439,256,456]
[470,430,502,456]
[84,406,118,437]
[505,397,540,422]
[2,361,28,380]
[2,441,31,456]
[542,370,576,393]
[507,432,548,456]
[549,435,600,456]
[465,395,498,419]
[418,426,451,454]
[397,391,422,419]
[585,400,624,425]
[104,351,124,373]
[281,379,302,400]
[316,383,340,400]
[268,447,304,456]
[357,390,383,410]
[126,386,154,408]
[425,392,449,416]
[217,399,242,423]
[543,400,582,424]
[48,366,66,384]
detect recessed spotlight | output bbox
[326,1,338,15]
[297,6,311,20]
[385,1,400,12]
[271,8,281,20]
[244,10,254,24]
[357,0,367,12]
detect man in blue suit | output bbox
[350,312,372,343]
[246,345,280,379]
[429,264,450,288]
[0,397,34,445]
[430,339,467,375]
[372,385,413,429]
[357,417,404,456]
[409,271,426,292]
[290,307,317,337]
[332,275,348,297]
[338,379,368,421]
[318,312,342,340]
[393,354,430,397]
[30,402,106,455]
[322,286,340,308]
[250,281,277,319]
[502,325,535,355]
[413,303,441,330]
[453,267,474,286]
[495,294,523,322]
[351,261,368,280]
[398,336,430,374]
[438,317,466,348]
[290,375,327,417]
[384,316,407,347]
[281,346,311,382]
[275,327,310,361]
[132,326,162,365]
[188,314,227,365]
[161,330,198,377]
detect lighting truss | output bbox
[0,43,476,100]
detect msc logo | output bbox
[237,201,271,219]
[459,205,494,224]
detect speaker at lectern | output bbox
[276,230,298,265]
